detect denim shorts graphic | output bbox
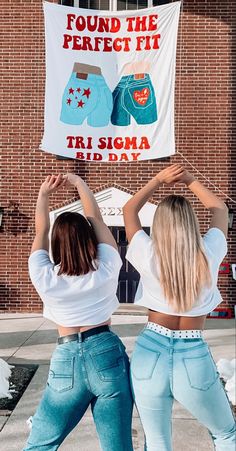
[111,74,158,126]
[60,69,113,127]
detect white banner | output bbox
[42,1,180,162]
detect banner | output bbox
[42,1,180,162]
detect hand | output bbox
[156,164,185,185]
[63,173,81,187]
[177,169,195,186]
[39,174,65,196]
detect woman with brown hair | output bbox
[123,164,235,451]
[24,173,133,451]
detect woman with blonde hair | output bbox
[24,173,133,451]
[123,164,235,451]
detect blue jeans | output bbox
[23,330,133,451]
[131,328,236,451]
[111,74,158,126]
[60,71,113,127]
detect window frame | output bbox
[61,0,155,11]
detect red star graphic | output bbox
[82,88,91,99]
[77,100,85,108]
[69,88,74,95]
[67,98,72,105]
[76,88,81,93]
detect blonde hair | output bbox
[152,195,211,313]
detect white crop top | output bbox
[28,244,122,327]
[126,228,227,316]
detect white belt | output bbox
[146,322,202,339]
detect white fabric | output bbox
[146,322,202,338]
[126,228,227,316]
[42,1,180,161]
[28,244,122,327]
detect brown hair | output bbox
[51,212,98,276]
[152,195,211,313]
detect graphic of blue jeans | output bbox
[23,330,133,451]
[111,74,158,126]
[60,72,113,127]
[131,328,236,451]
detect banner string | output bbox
[175,0,236,206]
[177,150,236,205]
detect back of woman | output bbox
[123,164,236,451]
[24,173,133,451]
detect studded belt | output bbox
[146,322,202,339]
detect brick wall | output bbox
[0,0,235,313]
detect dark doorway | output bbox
[110,226,150,303]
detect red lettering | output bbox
[94,37,105,52]
[75,136,85,149]
[110,18,121,33]
[123,37,132,52]
[113,38,122,52]
[114,138,123,150]
[87,16,98,32]
[113,37,131,52]
[103,38,113,52]
[75,16,86,31]
[87,137,93,149]
[98,137,106,150]
[136,36,145,51]
[136,34,161,51]
[93,153,102,160]
[126,17,136,32]
[120,153,129,161]
[124,137,137,150]
[67,136,74,148]
[134,16,148,32]
[140,137,150,149]
[97,17,110,33]
[131,153,141,161]
[76,152,85,160]
[71,36,81,51]
[63,34,73,49]
[149,15,158,31]
[144,35,151,51]
[152,34,161,49]
[66,14,76,31]
[82,36,93,51]
[109,153,118,161]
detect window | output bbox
[60,0,110,9]
[59,0,172,10]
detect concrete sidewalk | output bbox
[0,313,235,451]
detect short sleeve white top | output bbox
[126,228,227,316]
[28,244,122,327]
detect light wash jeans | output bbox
[60,71,113,127]
[23,330,133,451]
[130,328,236,451]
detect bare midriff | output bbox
[148,310,207,330]
[57,319,111,337]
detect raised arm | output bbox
[64,173,117,249]
[179,171,228,238]
[31,174,65,254]
[123,164,184,242]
